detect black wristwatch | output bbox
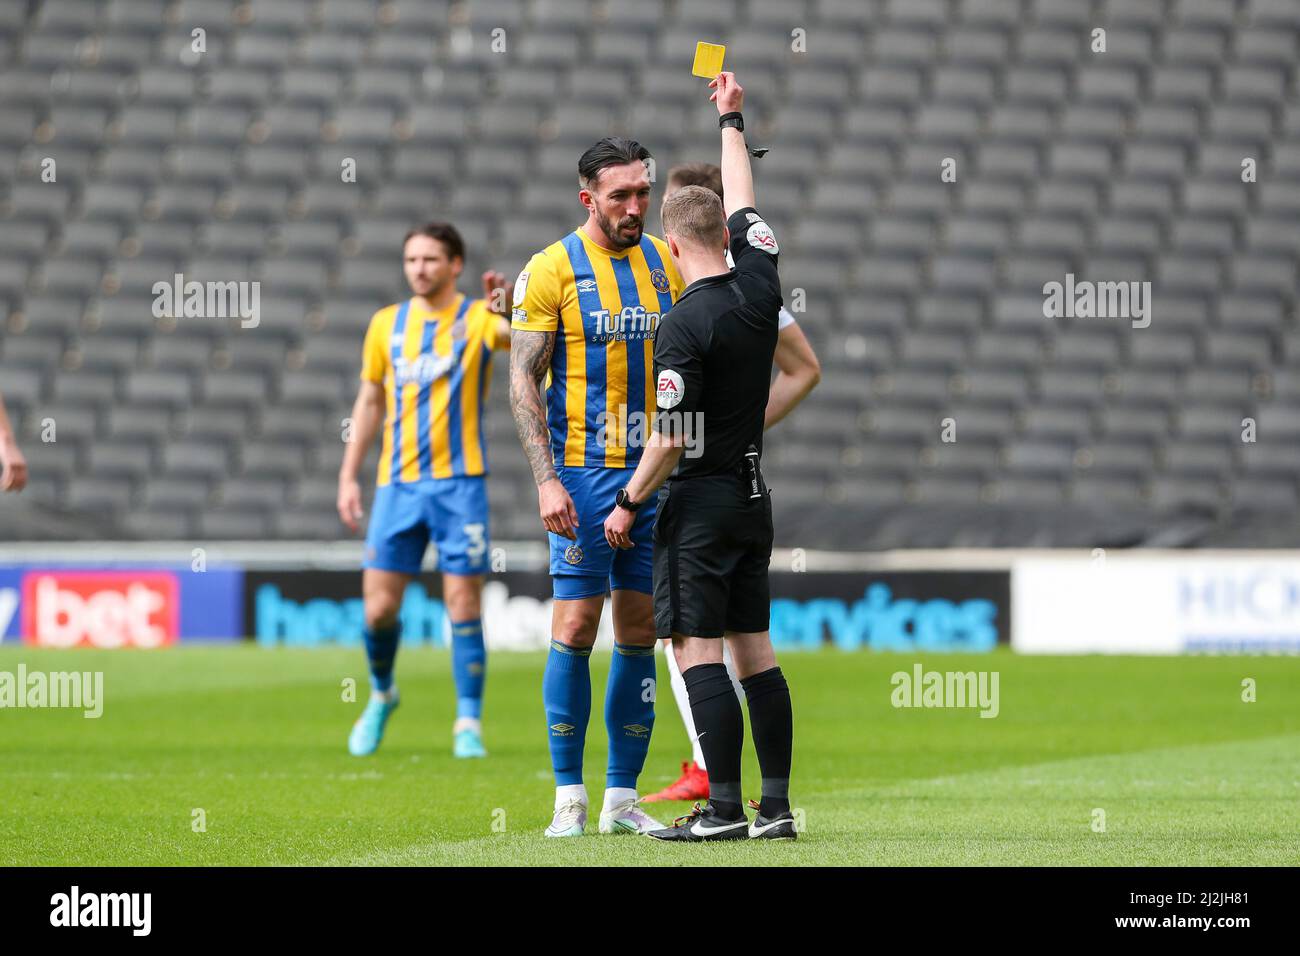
[719,111,744,132]
[615,488,642,512]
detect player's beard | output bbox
[597,208,643,250]
[411,274,449,299]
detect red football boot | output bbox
[642,760,710,803]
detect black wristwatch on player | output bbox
[615,488,642,512]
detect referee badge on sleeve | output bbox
[746,220,779,254]
[656,369,684,409]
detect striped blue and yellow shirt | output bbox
[361,294,503,485]
[511,230,684,469]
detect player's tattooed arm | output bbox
[509,328,558,485]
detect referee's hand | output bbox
[709,71,743,114]
[603,506,635,550]
[539,477,579,540]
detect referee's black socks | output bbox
[682,662,745,821]
[741,666,793,818]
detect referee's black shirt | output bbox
[652,206,781,478]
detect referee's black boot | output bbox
[647,801,749,842]
[746,799,797,841]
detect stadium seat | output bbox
[0,0,1292,543]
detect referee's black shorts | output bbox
[653,472,774,639]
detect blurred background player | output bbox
[509,137,684,837]
[643,163,821,804]
[337,223,511,760]
[0,391,29,493]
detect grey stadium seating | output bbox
[0,0,1297,547]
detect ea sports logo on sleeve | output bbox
[656,369,684,409]
[21,571,179,648]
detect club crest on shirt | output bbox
[650,268,670,294]
[564,544,584,565]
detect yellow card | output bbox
[691,41,726,79]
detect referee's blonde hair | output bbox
[661,184,726,250]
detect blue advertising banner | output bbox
[0,566,20,643]
[0,564,243,646]
[243,570,1010,652]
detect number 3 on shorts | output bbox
[464,523,486,563]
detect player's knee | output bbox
[611,587,655,645]
[552,607,601,648]
[447,595,480,622]
[553,622,599,649]
[444,586,481,622]
[614,616,656,647]
[364,594,402,630]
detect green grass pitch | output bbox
[1,645,1297,866]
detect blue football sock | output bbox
[363,622,401,694]
[450,618,486,719]
[604,642,657,790]
[543,639,591,787]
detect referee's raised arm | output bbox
[710,72,754,216]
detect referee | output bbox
[602,72,794,841]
